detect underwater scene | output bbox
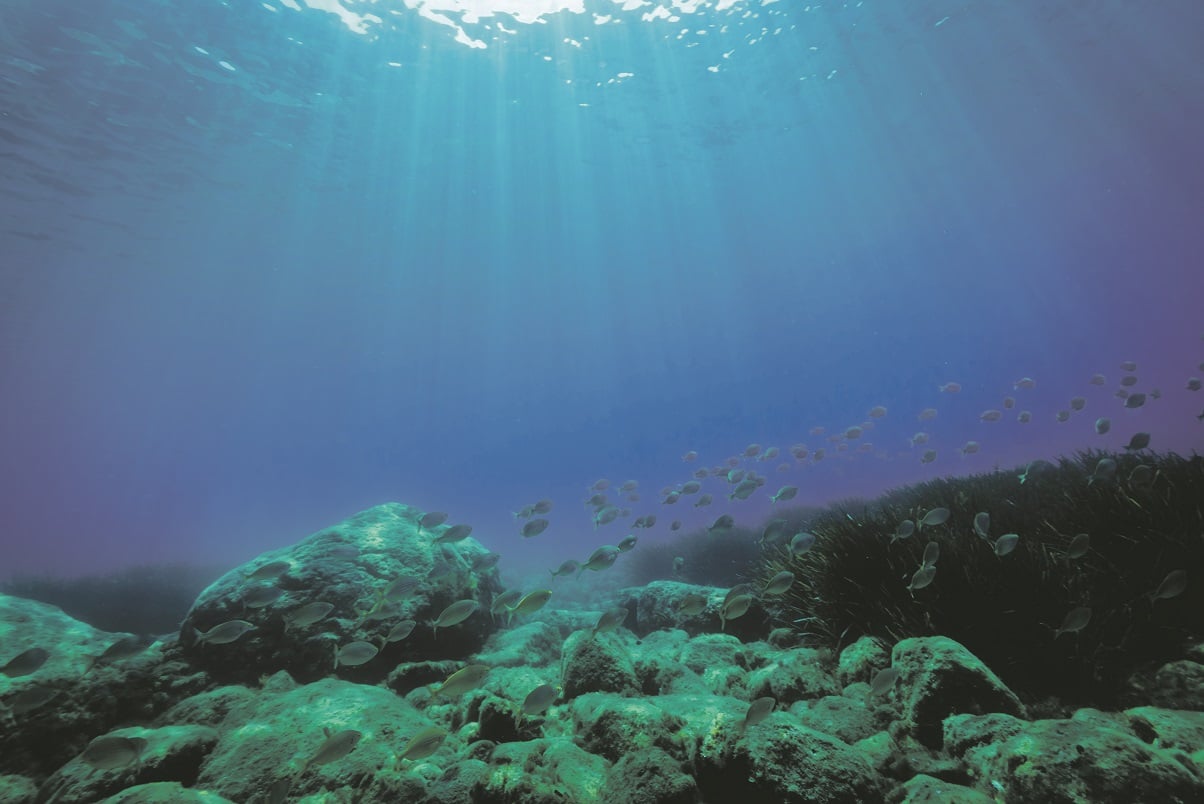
[3,0,1204,801]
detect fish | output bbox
[80,735,148,770]
[1014,377,1036,389]
[994,534,1020,557]
[491,589,524,618]
[1,647,49,677]
[694,494,713,508]
[1095,418,1111,435]
[1054,606,1091,638]
[435,523,473,543]
[682,451,699,462]
[958,441,980,456]
[1120,361,1137,372]
[919,507,950,530]
[246,560,291,582]
[869,667,900,696]
[283,601,335,631]
[398,726,447,761]
[680,481,702,495]
[790,531,816,556]
[1089,373,1106,386]
[590,479,611,492]
[387,577,426,601]
[708,514,735,533]
[10,685,59,715]
[244,585,285,609]
[593,506,621,528]
[662,492,681,505]
[907,566,936,592]
[891,520,916,543]
[760,519,790,546]
[972,512,990,540]
[514,504,536,520]
[979,410,1003,422]
[868,405,888,418]
[510,590,553,617]
[432,600,478,637]
[617,534,639,552]
[1090,457,1117,484]
[1124,432,1151,451]
[918,408,938,421]
[814,448,826,461]
[1069,396,1086,411]
[194,620,256,646]
[729,479,759,501]
[1055,410,1070,423]
[762,446,780,460]
[739,697,776,733]
[920,450,937,464]
[1149,570,1187,601]
[770,485,798,503]
[592,607,628,635]
[1129,464,1155,488]
[335,641,379,668]
[471,552,502,572]
[939,382,962,393]
[921,542,940,568]
[520,684,559,717]
[85,635,152,673]
[385,620,417,643]
[673,556,685,575]
[1002,396,1016,409]
[1120,375,1139,387]
[303,729,362,770]
[719,595,753,630]
[585,493,608,508]
[419,511,449,531]
[670,521,682,531]
[678,594,708,616]
[845,426,863,439]
[1124,393,1146,409]
[521,518,550,538]
[619,480,639,493]
[432,664,489,697]
[549,560,580,578]
[1066,533,1091,559]
[763,571,795,596]
[579,546,621,575]
[1188,378,1202,391]
[909,432,930,447]
[791,444,809,460]
[533,499,554,514]
[1017,411,1032,423]
[744,443,763,458]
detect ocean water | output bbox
[2,0,1203,584]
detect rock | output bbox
[838,636,891,688]
[792,694,890,745]
[746,646,839,704]
[598,747,697,804]
[481,738,609,803]
[886,773,994,804]
[571,693,689,762]
[1125,706,1204,760]
[98,782,236,803]
[891,636,1025,748]
[475,621,562,668]
[561,631,639,698]
[618,582,768,641]
[422,758,490,804]
[178,503,503,685]
[950,708,1204,802]
[37,724,220,804]
[697,716,884,803]
[1139,660,1204,711]
[193,677,433,802]
[0,594,206,780]
[0,774,37,804]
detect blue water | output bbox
[2,0,1203,581]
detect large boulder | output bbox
[0,594,204,781]
[179,503,503,684]
[617,581,769,641]
[891,636,1025,749]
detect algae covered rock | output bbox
[480,738,609,803]
[838,635,891,688]
[571,693,688,762]
[892,636,1025,748]
[561,631,639,698]
[746,646,839,704]
[599,747,697,804]
[475,621,562,668]
[888,773,994,804]
[98,782,236,803]
[179,503,503,684]
[950,707,1204,802]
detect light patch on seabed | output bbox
[272,0,761,48]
